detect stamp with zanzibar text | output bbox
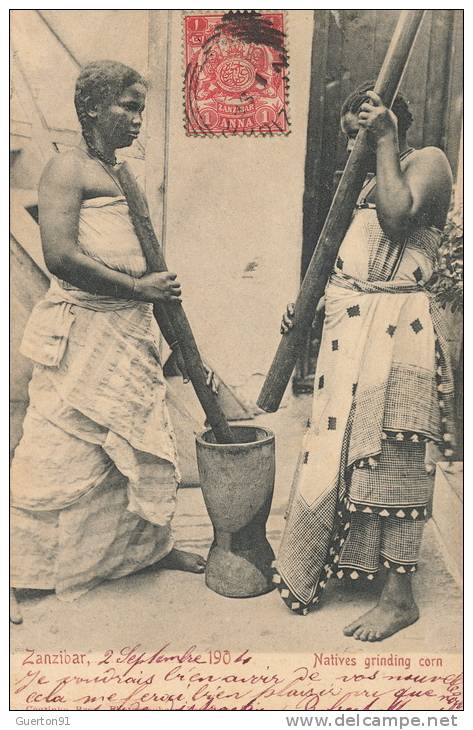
[184,11,289,136]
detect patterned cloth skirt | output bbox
[275,274,454,614]
[337,437,433,579]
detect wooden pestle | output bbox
[117,163,234,444]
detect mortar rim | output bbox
[196,424,275,449]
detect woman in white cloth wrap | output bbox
[10,61,207,615]
[276,82,455,641]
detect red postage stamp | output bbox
[184,11,289,136]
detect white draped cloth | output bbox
[11,196,179,601]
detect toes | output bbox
[353,626,365,640]
[344,619,363,636]
[367,630,378,642]
[358,628,372,642]
[189,554,206,573]
[10,590,23,625]
[161,549,207,573]
[183,555,206,573]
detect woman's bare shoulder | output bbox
[408,146,453,179]
[39,148,86,191]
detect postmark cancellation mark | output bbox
[184,11,289,137]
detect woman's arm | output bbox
[358,91,452,240]
[38,153,181,304]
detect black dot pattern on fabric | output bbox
[347,304,361,318]
[413,267,423,282]
[332,339,339,351]
[328,416,337,430]
[352,383,358,396]
[318,375,324,389]
[410,318,423,334]
[386,324,396,337]
[336,256,344,270]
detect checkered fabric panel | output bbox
[277,406,356,607]
[348,381,385,464]
[367,217,405,281]
[367,222,439,282]
[338,512,382,573]
[339,511,425,572]
[349,439,432,507]
[383,364,441,438]
[429,302,457,453]
[404,228,440,268]
[381,516,425,564]
[348,364,441,466]
[277,486,338,604]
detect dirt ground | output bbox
[11,392,462,659]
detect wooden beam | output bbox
[300,10,330,278]
[11,50,57,163]
[145,10,171,246]
[36,10,83,67]
[423,10,453,149]
[453,123,463,211]
[30,10,145,158]
[444,10,463,179]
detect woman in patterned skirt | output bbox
[275,81,455,641]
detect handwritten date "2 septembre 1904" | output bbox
[12,645,463,711]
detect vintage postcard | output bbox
[10,8,463,716]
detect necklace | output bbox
[81,147,125,196]
[84,137,117,167]
[95,157,125,196]
[399,146,414,161]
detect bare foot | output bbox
[343,602,419,641]
[10,588,23,625]
[343,571,419,641]
[159,548,206,574]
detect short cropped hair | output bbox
[74,60,145,131]
[341,79,414,137]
